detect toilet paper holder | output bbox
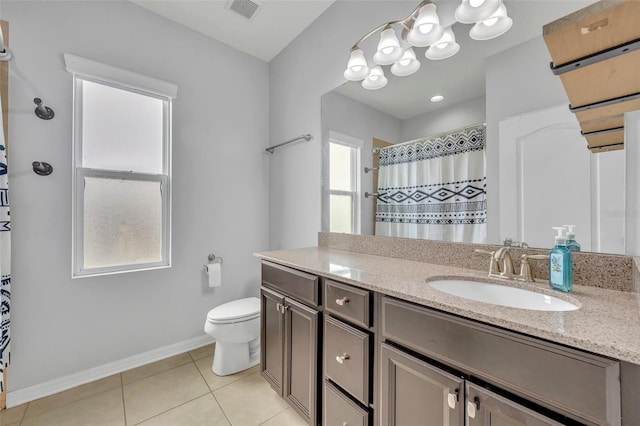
[203,253,223,272]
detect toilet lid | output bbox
[207,297,260,322]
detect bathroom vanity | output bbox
[257,240,640,426]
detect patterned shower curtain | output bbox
[375,124,487,243]
[0,92,10,394]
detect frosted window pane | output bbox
[83,176,162,269]
[82,80,163,174]
[330,194,353,234]
[330,143,353,191]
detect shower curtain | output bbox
[375,125,486,243]
[0,92,9,394]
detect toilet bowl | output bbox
[204,297,261,376]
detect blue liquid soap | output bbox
[563,224,581,252]
[549,227,573,293]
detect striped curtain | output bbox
[0,92,10,394]
[375,125,487,243]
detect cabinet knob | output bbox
[335,353,350,364]
[336,297,349,306]
[276,302,281,312]
[467,398,480,419]
[447,390,458,409]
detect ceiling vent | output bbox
[225,0,263,21]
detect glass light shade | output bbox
[373,28,403,65]
[343,49,370,81]
[407,3,444,47]
[455,0,501,24]
[469,3,512,40]
[391,48,421,77]
[425,27,460,60]
[362,66,388,90]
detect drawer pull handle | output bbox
[467,398,479,419]
[336,297,349,306]
[276,303,281,313]
[335,353,350,364]
[447,390,458,409]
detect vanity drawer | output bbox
[261,261,319,308]
[381,296,621,426]
[324,381,369,426]
[324,315,370,405]
[325,279,371,328]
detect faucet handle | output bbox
[519,254,549,282]
[474,249,501,276]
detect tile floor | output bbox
[1,344,307,426]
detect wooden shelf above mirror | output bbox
[543,0,640,152]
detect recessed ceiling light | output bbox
[430,95,445,102]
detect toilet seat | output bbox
[207,297,260,324]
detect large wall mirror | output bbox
[321,0,638,255]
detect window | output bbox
[328,133,362,234]
[65,54,177,277]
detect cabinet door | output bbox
[380,343,464,426]
[261,287,285,395]
[467,383,564,426]
[285,297,320,424]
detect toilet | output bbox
[203,297,261,376]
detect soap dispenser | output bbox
[563,224,581,252]
[549,227,573,293]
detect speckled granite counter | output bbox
[255,247,640,365]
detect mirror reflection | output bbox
[321,0,631,255]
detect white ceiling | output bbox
[129,0,336,62]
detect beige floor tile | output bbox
[195,355,259,391]
[21,388,125,426]
[137,394,230,426]
[189,343,215,361]
[24,374,122,418]
[123,363,209,425]
[1,403,27,425]
[122,353,193,385]
[259,408,307,426]
[214,373,288,426]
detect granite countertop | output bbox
[255,247,640,365]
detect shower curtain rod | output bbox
[265,133,312,154]
[373,122,485,153]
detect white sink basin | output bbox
[428,279,579,311]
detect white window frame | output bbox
[326,131,363,234]
[66,54,176,278]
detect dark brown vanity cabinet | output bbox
[261,262,321,425]
[323,279,374,426]
[379,296,622,426]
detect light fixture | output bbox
[344,48,370,81]
[343,0,513,90]
[425,27,460,60]
[391,48,421,76]
[406,3,443,47]
[469,2,513,40]
[373,27,403,65]
[455,0,501,24]
[430,95,445,102]
[362,66,388,90]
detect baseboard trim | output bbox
[6,334,214,408]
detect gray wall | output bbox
[401,96,486,142]
[5,0,269,391]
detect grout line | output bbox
[210,390,233,426]
[120,373,128,426]
[17,401,29,426]
[256,407,289,426]
[121,358,194,387]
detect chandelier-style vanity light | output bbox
[344,0,513,90]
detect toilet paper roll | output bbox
[205,262,222,288]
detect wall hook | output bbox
[32,161,53,176]
[33,98,55,120]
